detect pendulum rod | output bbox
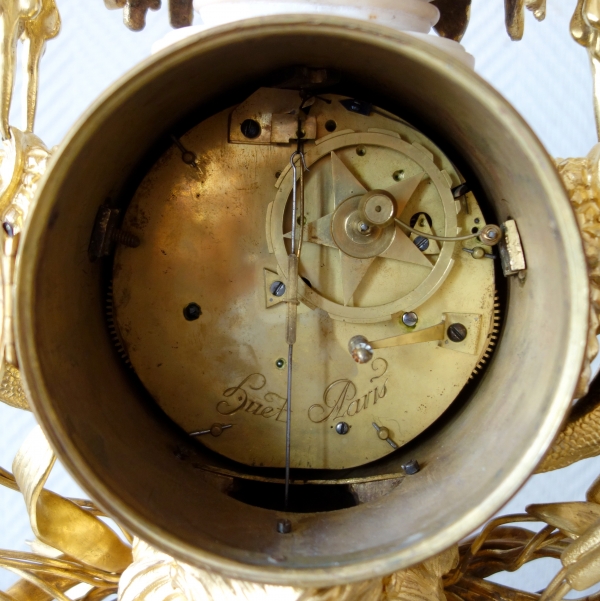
[284,141,307,510]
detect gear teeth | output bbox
[470,292,501,380]
[106,281,133,368]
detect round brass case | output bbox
[15,16,588,587]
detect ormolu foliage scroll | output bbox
[13,426,132,573]
[504,0,547,41]
[0,0,60,140]
[428,0,547,42]
[430,0,471,42]
[6,425,600,601]
[118,538,457,601]
[0,426,458,601]
[0,0,56,410]
[535,146,600,472]
[572,0,600,140]
[0,427,131,601]
[445,471,600,601]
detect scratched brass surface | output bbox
[15,18,588,585]
[113,95,495,469]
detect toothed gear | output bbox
[470,292,501,380]
[106,281,133,368]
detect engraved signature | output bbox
[308,358,389,423]
[217,373,288,421]
[217,359,388,424]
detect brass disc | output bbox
[112,92,496,470]
[330,194,396,259]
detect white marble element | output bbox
[153,0,474,66]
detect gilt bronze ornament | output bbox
[0,2,600,601]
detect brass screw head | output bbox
[336,422,350,435]
[479,224,502,246]
[378,427,390,440]
[277,519,292,534]
[402,312,418,327]
[447,323,468,343]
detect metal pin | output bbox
[277,519,292,534]
[189,423,232,437]
[463,247,496,260]
[170,135,200,170]
[372,422,399,449]
[284,147,309,509]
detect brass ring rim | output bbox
[271,130,457,321]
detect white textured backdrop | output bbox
[0,0,599,593]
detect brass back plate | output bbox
[113,96,495,469]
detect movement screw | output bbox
[112,229,140,248]
[336,422,350,435]
[393,170,405,181]
[402,460,421,475]
[414,236,429,252]
[276,358,286,369]
[270,281,286,297]
[277,519,292,534]
[402,312,418,328]
[447,323,467,343]
[240,119,261,139]
[183,302,202,321]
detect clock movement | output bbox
[111,87,498,471]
